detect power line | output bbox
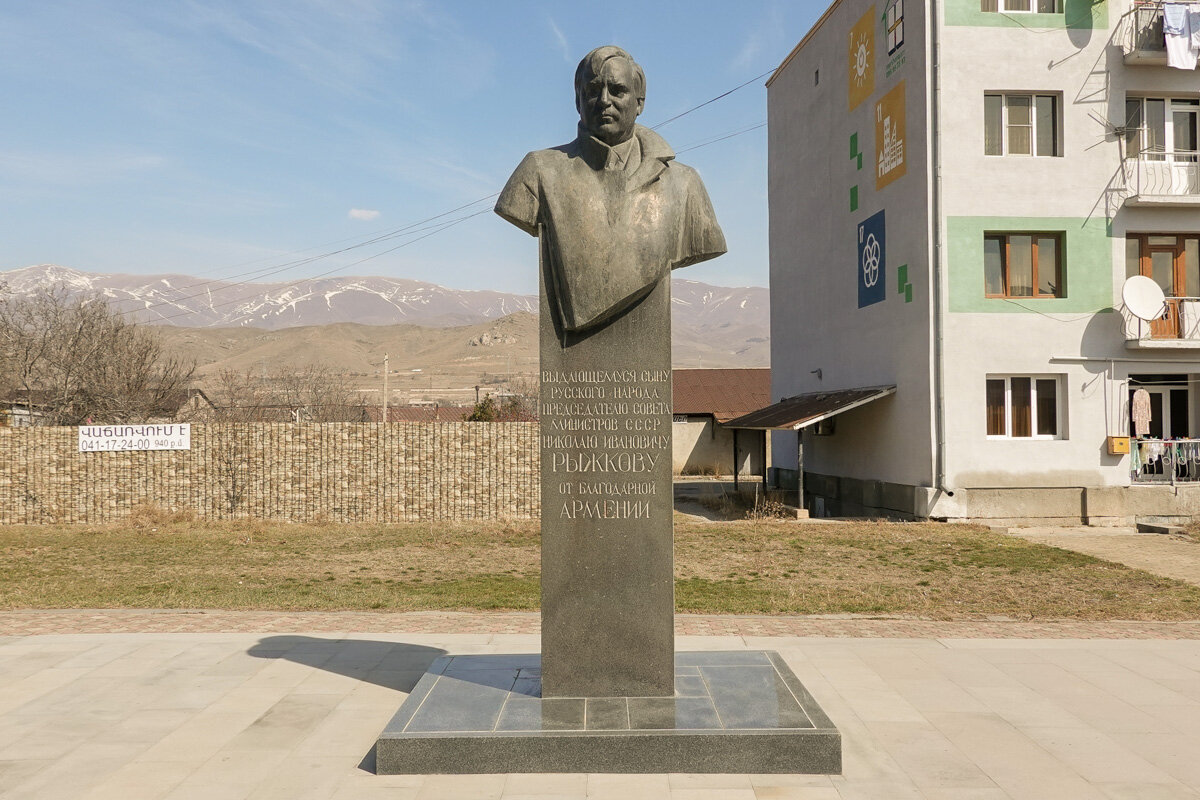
[126,67,774,324]
[677,122,767,154]
[649,69,775,131]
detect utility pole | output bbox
[382,353,389,422]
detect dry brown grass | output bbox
[675,519,1200,619]
[0,517,539,612]
[2,517,1198,619]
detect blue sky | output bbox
[1,1,825,294]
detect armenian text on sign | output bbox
[79,424,191,452]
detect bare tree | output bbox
[202,363,363,422]
[273,364,362,422]
[0,286,195,425]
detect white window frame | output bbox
[1125,96,1199,163]
[985,93,1061,157]
[986,375,1064,440]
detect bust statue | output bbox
[495,45,726,334]
[493,46,726,699]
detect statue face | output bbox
[577,57,644,146]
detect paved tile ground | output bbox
[1008,527,1200,588]
[1,616,1199,799]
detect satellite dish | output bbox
[1122,275,1166,321]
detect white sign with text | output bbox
[78,424,191,453]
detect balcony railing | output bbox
[1124,1,1167,59]
[1123,154,1200,205]
[1132,438,1200,483]
[1122,296,1200,348]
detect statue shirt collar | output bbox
[575,124,675,191]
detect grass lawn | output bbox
[2,515,1198,620]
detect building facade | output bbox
[672,368,771,475]
[769,0,1200,523]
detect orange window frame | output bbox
[984,232,1065,299]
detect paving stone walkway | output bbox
[1,622,1199,799]
[1008,527,1200,588]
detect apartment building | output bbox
[767,0,1200,523]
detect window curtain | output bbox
[986,380,1006,435]
[1010,378,1032,437]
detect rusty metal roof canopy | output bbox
[672,368,772,422]
[723,385,897,430]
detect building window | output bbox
[980,0,1061,12]
[1124,97,1199,161]
[1125,234,1200,294]
[1125,234,1200,339]
[984,233,1064,298]
[885,0,904,55]
[986,376,1061,438]
[985,94,1060,156]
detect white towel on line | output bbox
[1164,4,1199,70]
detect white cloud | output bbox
[547,17,570,62]
[349,208,380,221]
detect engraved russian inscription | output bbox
[541,369,670,521]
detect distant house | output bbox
[0,391,52,427]
[0,391,56,429]
[672,369,771,476]
[364,405,477,422]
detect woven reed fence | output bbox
[0,422,539,524]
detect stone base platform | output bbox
[375,650,840,774]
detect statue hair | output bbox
[574,46,646,105]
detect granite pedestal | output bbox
[537,265,676,698]
[375,650,841,774]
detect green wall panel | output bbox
[947,215,1113,313]
[943,0,1107,31]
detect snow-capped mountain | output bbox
[0,264,537,329]
[0,266,769,363]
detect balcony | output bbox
[1131,438,1200,483]
[1124,297,1200,348]
[1123,155,1200,206]
[1124,2,1168,64]
[1122,1,1200,67]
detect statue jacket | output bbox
[495,124,726,333]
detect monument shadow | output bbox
[247,635,448,693]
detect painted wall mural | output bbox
[875,81,907,190]
[858,210,887,308]
[848,6,876,111]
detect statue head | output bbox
[574,46,646,147]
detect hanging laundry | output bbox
[1163,3,1198,70]
[1131,387,1152,437]
[1130,438,1143,475]
[1190,4,1200,50]
[1145,440,1166,464]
